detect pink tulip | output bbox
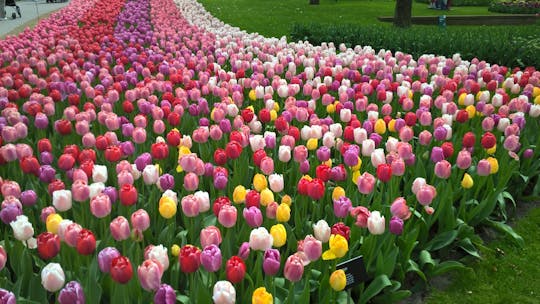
[110,216,131,241]
[200,226,222,248]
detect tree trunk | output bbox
[394,0,413,28]
[309,0,320,4]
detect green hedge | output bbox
[290,23,540,68]
[489,0,540,13]
[416,0,493,6]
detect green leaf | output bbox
[482,219,524,247]
[429,261,466,277]
[457,238,481,259]
[424,230,458,251]
[419,250,435,269]
[28,274,47,304]
[176,295,190,304]
[359,274,392,304]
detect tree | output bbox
[394,0,413,28]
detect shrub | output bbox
[416,0,493,6]
[290,23,540,68]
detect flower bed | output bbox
[489,0,540,13]
[0,0,539,303]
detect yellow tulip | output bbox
[322,234,348,260]
[332,187,346,201]
[270,224,287,247]
[171,244,180,257]
[461,173,474,189]
[276,203,291,222]
[323,159,333,167]
[46,213,63,234]
[159,197,177,219]
[458,92,467,106]
[253,173,268,192]
[302,175,313,182]
[270,110,278,121]
[535,95,540,105]
[306,138,318,150]
[260,188,274,207]
[351,170,361,185]
[176,165,183,173]
[388,119,396,132]
[374,119,386,134]
[327,104,336,114]
[178,146,191,156]
[533,87,540,98]
[233,185,247,204]
[329,269,347,291]
[281,195,292,206]
[273,102,280,112]
[487,157,499,174]
[486,144,496,155]
[252,287,273,304]
[465,105,476,119]
[249,89,257,101]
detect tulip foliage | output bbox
[0,0,539,303]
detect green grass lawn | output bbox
[198,0,503,37]
[425,204,540,304]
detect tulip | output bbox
[226,256,246,284]
[268,174,284,192]
[143,165,159,185]
[263,249,281,276]
[249,227,273,251]
[218,205,238,228]
[284,254,304,282]
[200,244,222,272]
[313,219,331,243]
[64,223,82,247]
[9,215,34,242]
[416,185,437,206]
[357,172,376,194]
[243,207,263,228]
[159,196,177,219]
[110,216,131,241]
[390,197,411,220]
[145,245,169,271]
[0,246,6,271]
[302,235,322,261]
[98,247,121,273]
[131,209,150,231]
[270,224,287,248]
[52,190,72,212]
[90,193,111,218]
[322,234,349,260]
[138,259,163,291]
[58,281,85,304]
[333,196,352,218]
[181,195,201,217]
[213,281,236,304]
[92,164,108,183]
[37,232,61,260]
[461,173,474,189]
[200,226,222,248]
[179,245,201,273]
[110,256,133,284]
[367,211,386,235]
[487,157,499,174]
[41,263,65,292]
[232,185,247,204]
[278,145,291,162]
[329,269,347,291]
[275,203,291,223]
[119,184,138,206]
[331,222,351,241]
[154,284,176,304]
[76,229,96,255]
[389,216,404,235]
[252,287,273,304]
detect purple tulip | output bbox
[200,244,222,272]
[263,249,281,276]
[58,281,85,304]
[154,284,176,304]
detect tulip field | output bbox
[1,0,540,303]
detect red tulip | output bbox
[63,145,80,159]
[58,154,76,171]
[481,132,496,149]
[258,109,271,123]
[79,160,94,179]
[275,116,289,133]
[179,245,201,273]
[78,149,97,163]
[110,256,133,284]
[95,136,109,151]
[37,232,61,260]
[104,145,122,162]
[213,149,228,166]
[376,164,392,183]
[441,142,454,158]
[229,131,243,144]
[226,256,246,284]
[315,164,331,182]
[245,190,260,208]
[37,139,52,153]
[331,222,351,241]
[76,229,96,255]
[297,177,310,196]
[307,178,325,200]
[119,184,138,206]
[55,119,72,135]
[48,179,66,195]
[404,112,417,126]
[241,109,254,123]
[20,156,40,176]
[252,149,266,167]
[456,110,469,123]
[462,132,476,148]
[167,112,181,126]
[287,126,300,142]
[225,141,242,159]
[151,142,169,160]
[166,129,181,146]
